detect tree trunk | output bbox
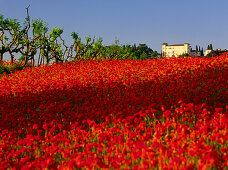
[33,57,35,67]
[9,52,14,64]
[54,57,57,63]
[23,54,28,67]
[0,52,3,61]
[38,52,41,66]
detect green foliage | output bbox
[151,51,159,59]
[178,53,189,58]
[85,34,92,44]
[8,18,21,34]
[1,9,158,67]
[0,15,10,29]
[50,27,64,42]
[0,14,3,22]
[71,32,78,41]
[0,61,24,76]
[139,51,148,60]
[18,55,25,62]
[32,18,48,36]
[206,49,227,58]
[0,62,5,74]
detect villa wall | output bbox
[162,43,191,57]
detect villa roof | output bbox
[168,44,189,46]
[163,43,190,46]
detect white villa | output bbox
[162,43,191,57]
[204,49,212,56]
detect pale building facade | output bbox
[190,50,201,57]
[204,49,212,56]
[162,43,191,57]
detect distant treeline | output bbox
[0,7,159,67]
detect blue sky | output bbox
[0,0,228,55]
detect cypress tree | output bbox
[196,45,198,53]
[210,44,213,50]
[201,48,204,56]
[133,44,136,52]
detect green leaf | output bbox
[71,31,78,40]
[32,18,48,35]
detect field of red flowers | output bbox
[0,54,228,169]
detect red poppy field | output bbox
[0,54,228,169]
